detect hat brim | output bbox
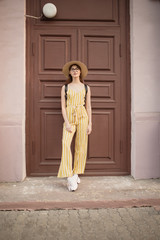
[62,61,88,79]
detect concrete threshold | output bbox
[0,176,160,210]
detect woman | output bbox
[57,61,92,191]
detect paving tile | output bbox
[0,207,160,240]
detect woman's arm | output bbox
[61,85,72,132]
[86,86,92,135]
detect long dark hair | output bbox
[65,64,84,84]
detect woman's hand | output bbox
[87,124,92,135]
[65,122,72,133]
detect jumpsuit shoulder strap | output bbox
[65,84,68,101]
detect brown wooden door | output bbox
[26,0,131,176]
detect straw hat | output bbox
[62,61,88,79]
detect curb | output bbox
[0,199,160,211]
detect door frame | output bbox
[26,0,131,176]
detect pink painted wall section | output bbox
[134,113,160,179]
[0,0,25,181]
[130,0,160,179]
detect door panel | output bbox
[79,28,121,172]
[40,0,119,22]
[37,29,77,76]
[32,28,77,174]
[88,109,114,159]
[81,29,120,74]
[26,0,130,176]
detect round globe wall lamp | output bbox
[25,3,57,19]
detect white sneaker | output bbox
[74,174,81,184]
[67,176,78,192]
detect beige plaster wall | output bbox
[130,0,160,179]
[0,0,25,181]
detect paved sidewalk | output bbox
[0,207,160,240]
[0,176,160,210]
[0,176,160,240]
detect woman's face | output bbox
[69,65,81,78]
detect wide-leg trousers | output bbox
[57,116,88,178]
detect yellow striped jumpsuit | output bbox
[57,84,89,178]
